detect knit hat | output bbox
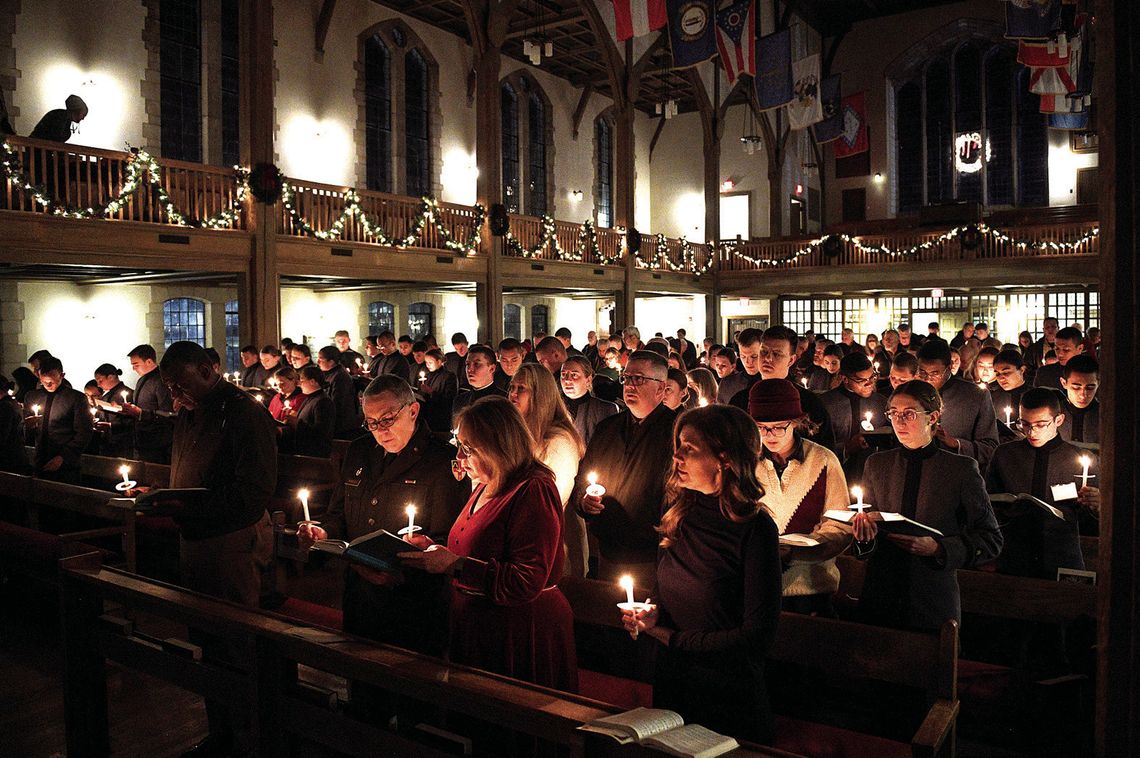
[748,378,803,422]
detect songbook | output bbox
[779,533,821,548]
[1069,440,1099,452]
[824,509,945,537]
[93,399,123,413]
[578,708,739,758]
[130,487,210,515]
[989,492,1065,520]
[310,528,421,572]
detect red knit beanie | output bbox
[748,378,803,421]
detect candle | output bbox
[31,404,40,417]
[254,393,264,404]
[801,377,809,388]
[90,407,98,417]
[1004,406,1012,426]
[1078,455,1092,489]
[298,488,311,522]
[585,471,606,498]
[620,574,635,606]
[419,370,427,383]
[977,381,987,389]
[283,399,291,411]
[698,397,709,407]
[115,464,136,492]
[119,465,130,486]
[861,411,874,432]
[850,485,868,513]
[405,504,417,534]
[120,390,129,403]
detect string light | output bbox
[503,216,623,265]
[632,233,716,276]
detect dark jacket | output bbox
[420,368,458,433]
[168,379,278,541]
[564,393,620,446]
[937,376,1000,472]
[281,391,335,458]
[99,382,134,457]
[337,349,366,372]
[371,351,411,383]
[821,386,888,485]
[1033,362,1063,391]
[29,109,74,142]
[322,366,363,439]
[133,367,174,461]
[0,397,30,473]
[241,363,271,388]
[445,351,469,389]
[33,385,93,477]
[1059,398,1099,446]
[451,382,507,423]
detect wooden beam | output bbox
[822,31,846,77]
[575,0,624,106]
[314,0,337,55]
[504,12,586,40]
[571,83,592,140]
[648,115,667,160]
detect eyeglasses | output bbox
[620,373,664,387]
[917,368,948,381]
[455,440,478,457]
[847,373,878,387]
[560,371,585,381]
[756,422,793,438]
[886,409,932,424]
[1016,418,1057,432]
[362,403,409,431]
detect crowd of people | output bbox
[0,316,1103,750]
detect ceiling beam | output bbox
[315,0,337,55]
[571,83,593,139]
[505,12,587,40]
[78,271,235,286]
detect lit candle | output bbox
[620,574,635,606]
[1078,455,1092,489]
[1004,406,1012,426]
[115,464,136,492]
[7,389,13,397]
[585,471,606,498]
[861,411,874,432]
[977,381,987,389]
[283,399,291,411]
[419,370,427,383]
[90,407,98,418]
[298,488,311,522]
[405,504,417,534]
[850,485,868,514]
[254,393,264,404]
[698,397,709,407]
[119,465,131,486]
[31,404,40,417]
[801,377,809,388]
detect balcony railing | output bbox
[503,213,625,266]
[1,136,245,229]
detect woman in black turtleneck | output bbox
[622,405,781,743]
[852,380,1002,632]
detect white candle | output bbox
[620,574,635,606]
[585,471,606,498]
[90,407,98,417]
[405,504,417,533]
[861,411,874,432]
[419,370,426,383]
[298,488,311,522]
[119,465,131,486]
[698,397,709,407]
[1004,406,1012,426]
[283,399,291,411]
[120,390,129,403]
[801,377,809,388]
[31,404,40,417]
[1078,455,1092,489]
[850,485,868,513]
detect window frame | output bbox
[368,301,395,336]
[407,302,434,341]
[163,297,207,348]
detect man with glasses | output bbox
[985,388,1095,579]
[1059,354,1100,446]
[560,355,619,445]
[1034,326,1084,390]
[822,352,888,485]
[573,350,676,585]
[451,344,506,421]
[729,326,835,451]
[916,340,999,472]
[298,375,468,655]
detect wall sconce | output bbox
[569,189,584,201]
[873,173,885,184]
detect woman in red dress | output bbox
[400,395,578,693]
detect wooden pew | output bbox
[559,576,959,758]
[57,557,790,758]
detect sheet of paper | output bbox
[1051,482,1079,501]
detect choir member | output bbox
[418,348,458,434]
[400,396,578,692]
[333,329,365,371]
[807,343,844,393]
[368,331,411,383]
[451,344,507,420]
[0,375,29,473]
[950,321,974,349]
[985,388,1091,578]
[574,350,676,586]
[279,365,335,457]
[159,341,275,758]
[493,337,526,390]
[289,343,313,370]
[1034,326,1084,390]
[397,334,414,364]
[238,345,266,387]
[713,347,747,404]
[445,332,470,389]
[686,367,719,408]
[822,352,888,484]
[622,404,781,743]
[917,339,999,472]
[559,355,619,445]
[990,349,1031,427]
[122,344,174,463]
[257,345,283,384]
[1059,354,1100,445]
[316,345,363,440]
[94,363,133,457]
[1024,316,1060,382]
[266,366,304,422]
[882,350,918,396]
[852,380,1002,631]
[748,380,852,616]
[663,368,692,410]
[535,335,569,376]
[973,346,999,386]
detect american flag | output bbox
[715,0,756,85]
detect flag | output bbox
[786,54,822,130]
[1005,0,1061,40]
[1019,38,1074,95]
[834,92,868,158]
[755,29,793,110]
[612,0,667,42]
[1041,92,1088,114]
[715,0,756,85]
[666,0,717,69]
[1068,15,1093,99]
[812,74,843,143]
[1048,111,1089,130]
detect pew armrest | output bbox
[911,698,959,757]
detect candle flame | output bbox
[851,485,862,499]
[619,574,634,592]
[864,411,872,421]
[405,503,416,518]
[31,404,39,414]
[587,471,598,486]
[119,465,130,477]
[698,397,709,407]
[298,488,310,502]
[1079,455,1092,468]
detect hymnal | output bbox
[779,533,821,548]
[310,528,421,572]
[578,708,739,758]
[824,509,945,537]
[989,492,1065,519]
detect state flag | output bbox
[715,0,756,85]
[833,92,868,158]
[812,74,843,143]
[755,29,793,110]
[667,0,717,69]
[612,0,667,42]
[787,54,823,130]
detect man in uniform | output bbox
[121,344,174,463]
[29,356,92,483]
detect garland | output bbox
[721,223,1101,266]
[633,233,716,276]
[280,184,485,255]
[503,215,624,265]
[1,141,247,229]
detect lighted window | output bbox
[163,298,206,347]
[224,299,240,371]
[530,305,549,338]
[368,301,395,336]
[596,117,614,228]
[504,304,521,341]
[407,302,434,341]
[160,0,202,162]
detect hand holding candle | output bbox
[850,485,868,513]
[1004,406,1012,426]
[418,370,427,383]
[31,404,40,417]
[399,503,421,536]
[617,575,654,640]
[585,471,606,498]
[698,397,709,407]
[115,464,137,492]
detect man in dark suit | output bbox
[917,339,999,472]
[121,344,174,463]
[29,356,92,483]
[316,345,363,440]
[368,331,411,382]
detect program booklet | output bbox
[578,708,739,758]
[989,492,1065,520]
[824,509,945,537]
[310,528,421,572]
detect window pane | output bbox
[596,118,613,228]
[954,43,983,204]
[365,34,392,192]
[220,0,240,167]
[530,305,548,338]
[163,298,206,347]
[896,82,923,213]
[526,94,547,217]
[368,301,395,336]
[925,59,952,205]
[504,304,521,340]
[780,299,812,336]
[160,0,202,162]
[407,302,434,341]
[984,47,1015,206]
[224,299,240,371]
[1016,68,1048,206]
[405,49,431,198]
[501,84,520,213]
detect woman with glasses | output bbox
[621,404,781,743]
[851,380,1002,631]
[509,364,589,576]
[748,379,853,616]
[400,396,578,693]
[279,365,335,457]
[559,355,619,445]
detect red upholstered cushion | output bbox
[958,659,1014,710]
[578,670,653,710]
[774,716,912,758]
[276,597,344,630]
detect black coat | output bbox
[1060,398,1099,445]
[322,366,362,439]
[33,386,93,477]
[937,376,1000,472]
[821,386,888,485]
[99,382,134,457]
[0,397,30,473]
[282,392,335,458]
[370,351,411,383]
[133,367,174,462]
[564,394,620,446]
[420,368,458,433]
[241,363,270,388]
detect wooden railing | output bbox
[1,136,245,229]
[504,213,626,266]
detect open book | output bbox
[989,492,1065,520]
[93,398,123,413]
[310,528,421,572]
[824,509,945,537]
[579,708,739,758]
[779,533,821,548]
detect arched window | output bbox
[407,302,434,341]
[530,305,549,338]
[896,82,923,212]
[224,298,240,370]
[504,304,522,340]
[368,301,395,336]
[924,58,952,205]
[160,0,202,162]
[1016,68,1049,206]
[502,83,520,213]
[163,298,205,347]
[595,116,614,227]
[220,0,240,168]
[405,48,431,198]
[364,33,392,192]
[526,94,547,217]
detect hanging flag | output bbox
[714,0,756,85]
[1048,111,1089,130]
[755,29,793,110]
[612,0,668,42]
[1019,38,1074,95]
[1041,92,1088,114]
[1005,0,1062,40]
[1068,14,1093,99]
[786,54,822,130]
[666,0,717,69]
[834,91,868,158]
[812,74,843,143]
